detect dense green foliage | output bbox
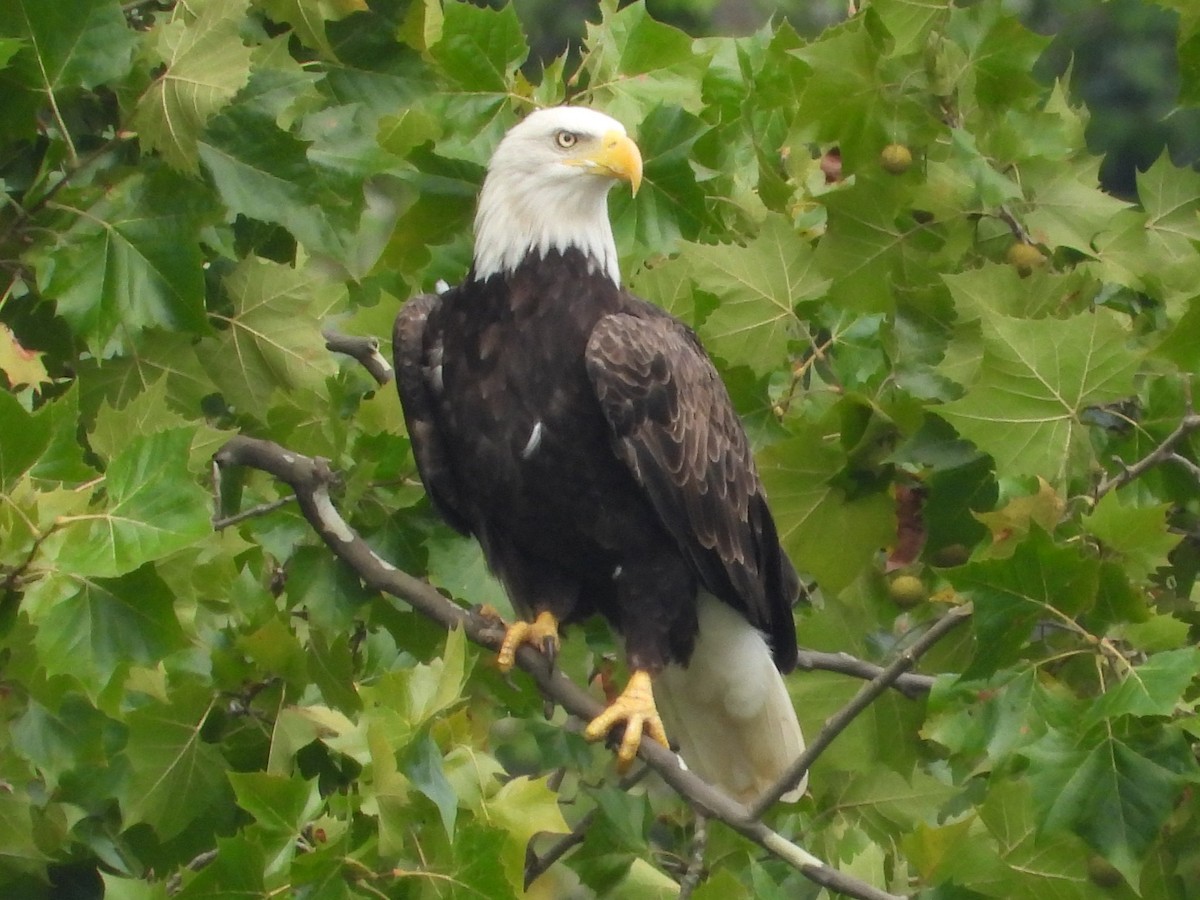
[1,0,1199,897]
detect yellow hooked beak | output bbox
[582,130,643,196]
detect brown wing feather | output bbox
[392,292,471,535]
[585,310,799,670]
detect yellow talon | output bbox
[583,670,669,771]
[496,610,560,673]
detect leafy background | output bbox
[1,0,1199,898]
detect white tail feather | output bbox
[653,592,807,803]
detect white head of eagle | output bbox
[472,106,643,287]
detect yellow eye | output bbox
[554,130,578,150]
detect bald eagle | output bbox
[393,107,807,802]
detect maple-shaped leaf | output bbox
[23,564,188,694]
[1019,157,1131,254]
[133,0,254,173]
[0,0,136,142]
[119,686,229,841]
[686,214,826,375]
[1025,729,1187,888]
[949,527,1098,678]
[1083,493,1183,583]
[40,428,212,577]
[580,0,711,125]
[939,308,1140,482]
[758,428,896,594]
[256,0,368,59]
[0,323,49,390]
[202,257,343,419]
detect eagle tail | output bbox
[653,592,807,803]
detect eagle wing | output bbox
[392,292,471,535]
[585,308,799,670]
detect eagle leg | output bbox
[583,670,669,771]
[496,610,560,673]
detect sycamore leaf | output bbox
[939,309,1140,482]
[425,530,508,613]
[0,0,136,140]
[23,565,188,693]
[1083,493,1182,583]
[0,323,49,389]
[580,0,711,125]
[0,794,48,874]
[1026,730,1186,887]
[486,775,570,890]
[41,428,212,577]
[949,527,1098,678]
[255,0,367,59]
[0,389,52,491]
[202,257,343,419]
[686,214,827,375]
[429,0,526,95]
[133,0,254,174]
[1019,158,1131,254]
[37,167,213,354]
[120,687,228,841]
[228,771,322,834]
[1082,648,1200,727]
[758,429,895,594]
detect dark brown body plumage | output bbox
[393,248,799,676]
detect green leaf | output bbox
[132,0,254,173]
[23,565,188,692]
[687,214,827,376]
[1083,493,1182,583]
[429,0,526,95]
[228,771,321,834]
[1082,648,1200,727]
[949,527,1098,677]
[425,530,508,613]
[41,428,212,577]
[0,0,136,140]
[202,257,342,420]
[487,775,570,891]
[120,687,228,841]
[0,389,51,491]
[404,733,457,838]
[198,101,360,263]
[939,308,1140,482]
[758,428,895,594]
[1020,158,1132,254]
[580,0,711,125]
[257,0,368,59]
[36,167,213,353]
[1026,731,1186,887]
[0,793,48,875]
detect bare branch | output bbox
[795,648,936,698]
[323,327,394,385]
[677,813,709,899]
[749,604,973,818]
[1094,403,1200,500]
[213,435,908,900]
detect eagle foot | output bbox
[496,610,560,673]
[583,670,669,772]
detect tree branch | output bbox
[1094,392,1200,499]
[213,435,907,900]
[748,604,972,818]
[795,648,935,698]
[322,328,394,386]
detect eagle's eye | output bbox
[554,130,579,150]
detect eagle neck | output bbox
[471,171,622,288]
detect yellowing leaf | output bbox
[486,775,569,889]
[0,323,49,389]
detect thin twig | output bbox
[323,328,394,385]
[748,604,973,819]
[995,205,1032,244]
[213,435,906,900]
[212,494,297,530]
[1094,397,1200,499]
[678,812,709,899]
[795,648,935,699]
